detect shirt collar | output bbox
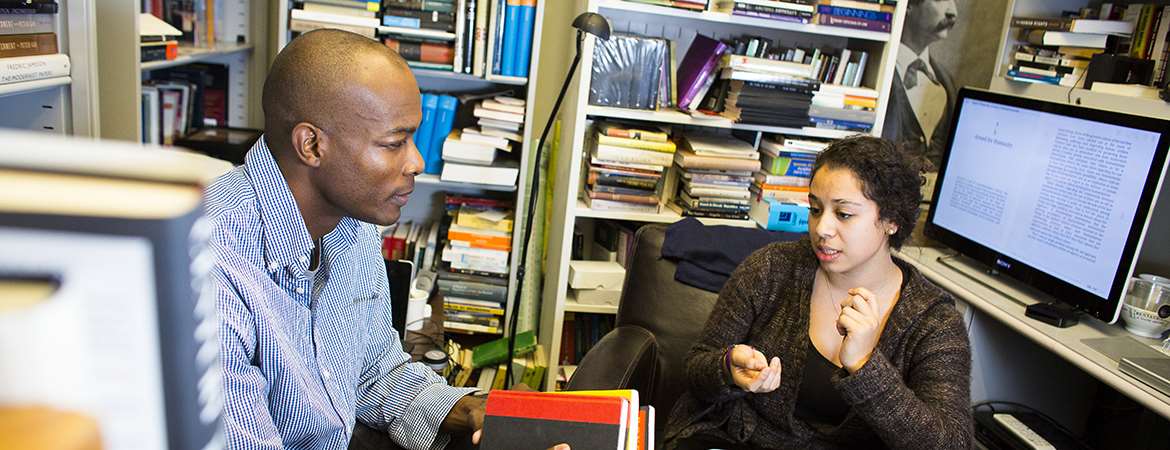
[244,136,361,273]
[897,44,937,81]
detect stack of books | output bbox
[382,0,460,70]
[414,93,459,175]
[0,1,68,87]
[1009,12,1142,87]
[439,194,514,335]
[441,94,522,186]
[716,50,819,128]
[714,0,815,24]
[584,122,677,214]
[669,133,762,220]
[480,389,653,450]
[809,84,877,132]
[290,0,381,38]
[815,0,895,32]
[751,136,824,203]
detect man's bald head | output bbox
[262,29,413,153]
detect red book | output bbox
[480,390,629,450]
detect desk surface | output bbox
[896,246,1170,419]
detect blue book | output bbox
[815,5,892,22]
[500,0,521,77]
[382,16,422,28]
[414,93,439,168]
[490,0,507,75]
[425,95,459,175]
[513,2,535,77]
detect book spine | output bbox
[462,0,475,73]
[500,0,521,76]
[472,0,489,76]
[385,38,455,63]
[0,53,68,84]
[0,32,56,58]
[0,14,54,35]
[0,4,59,14]
[586,189,659,205]
[815,5,892,21]
[1010,17,1071,30]
[386,0,457,13]
[438,279,508,302]
[513,0,535,78]
[732,2,814,18]
[816,13,891,32]
[588,172,660,190]
[731,8,811,24]
[490,0,506,74]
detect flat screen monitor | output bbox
[926,88,1170,323]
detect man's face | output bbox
[906,0,958,45]
[316,58,424,226]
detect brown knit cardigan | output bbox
[664,238,973,449]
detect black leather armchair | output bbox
[566,224,721,440]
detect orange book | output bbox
[448,225,512,250]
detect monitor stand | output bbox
[936,253,1081,328]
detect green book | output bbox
[472,330,536,368]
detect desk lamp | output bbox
[503,12,612,387]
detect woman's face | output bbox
[807,166,896,276]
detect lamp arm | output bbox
[503,30,586,387]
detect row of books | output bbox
[141,0,250,47]
[0,1,70,86]
[584,122,676,214]
[630,0,895,32]
[1009,4,1170,89]
[479,389,654,450]
[139,63,231,145]
[747,135,824,230]
[289,0,537,78]
[440,93,524,186]
[558,312,615,366]
[444,331,547,389]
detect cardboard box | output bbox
[571,287,621,306]
[568,260,625,290]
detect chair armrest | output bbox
[566,325,658,393]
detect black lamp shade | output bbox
[572,12,611,40]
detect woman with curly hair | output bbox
[665,136,973,449]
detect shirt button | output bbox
[322,368,331,379]
[299,255,307,263]
[267,262,279,272]
[295,287,305,294]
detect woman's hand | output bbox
[728,344,783,393]
[836,287,883,374]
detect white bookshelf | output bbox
[537,0,910,388]
[95,1,269,143]
[0,0,99,136]
[989,0,1170,120]
[273,0,566,341]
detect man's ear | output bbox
[290,122,325,168]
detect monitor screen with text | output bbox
[932,95,1163,303]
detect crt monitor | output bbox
[925,88,1170,323]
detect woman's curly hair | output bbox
[811,136,925,249]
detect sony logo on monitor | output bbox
[995,258,1012,270]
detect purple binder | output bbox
[677,34,728,110]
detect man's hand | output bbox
[441,395,485,443]
[728,344,782,393]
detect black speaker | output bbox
[1085,54,1155,89]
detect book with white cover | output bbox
[478,117,522,132]
[0,53,69,85]
[481,98,525,115]
[441,160,520,187]
[461,128,512,150]
[684,134,758,159]
[474,105,524,124]
[443,131,497,165]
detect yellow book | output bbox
[455,204,515,232]
[597,134,678,153]
[491,363,508,390]
[549,389,640,450]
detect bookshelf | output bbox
[0,0,99,137]
[989,0,1170,121]
[272,0,568,344]
[537,0,911,388]
[95,0,271,142]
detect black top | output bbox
[794,342,850,426]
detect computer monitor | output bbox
[926,88,1170,323]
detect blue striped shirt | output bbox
[204,137,474,449]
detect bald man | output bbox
[203,30,484,449]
